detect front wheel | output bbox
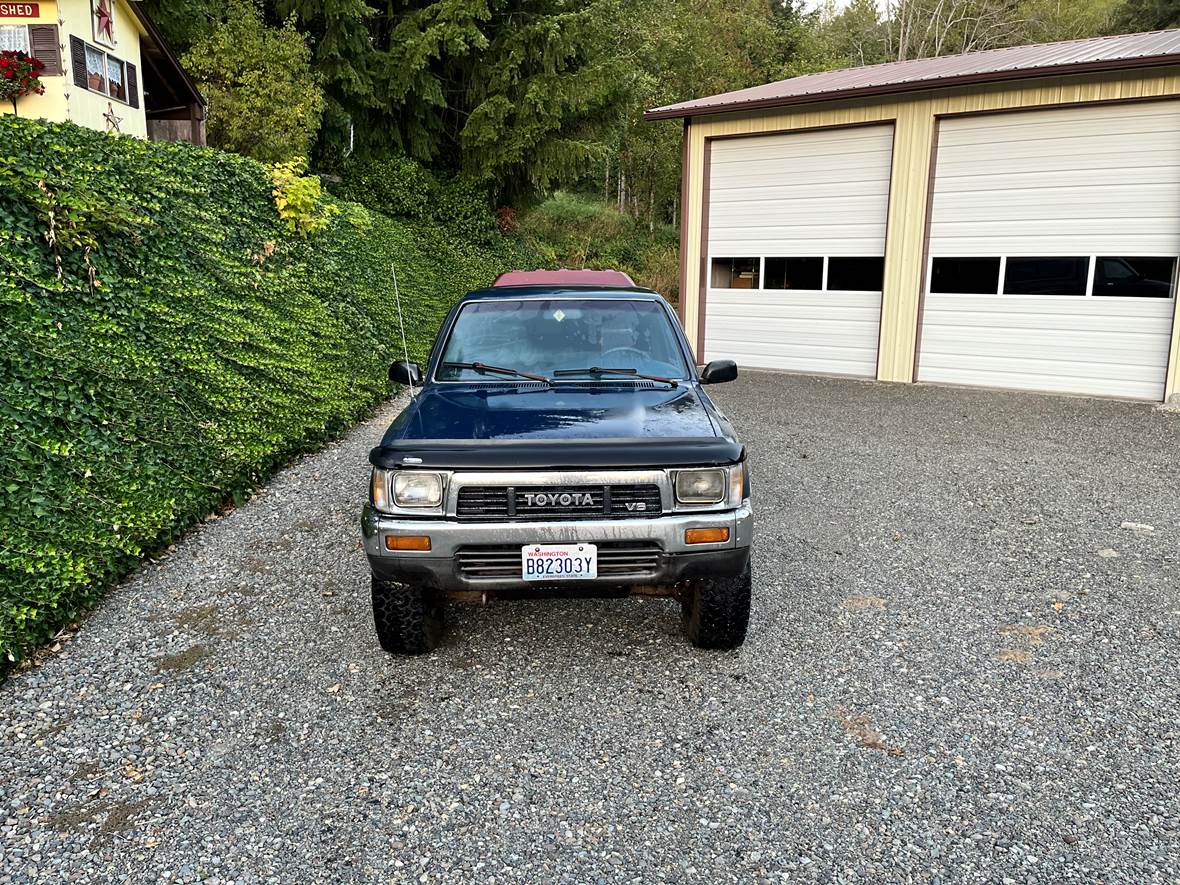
[371,577,445,654]
[681,564,751,650]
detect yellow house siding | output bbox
[9,82,69,122]
[0,0,67,123]
[61,0,146,138]
[0,0,148,136]
[679,67,1180,400]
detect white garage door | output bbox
[918,101,1180,400]
[703,124,894,377]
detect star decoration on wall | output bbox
[103,102,122,132]
[94,0,114,44]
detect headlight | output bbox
[674,468,726,504]
[393,471,444,507]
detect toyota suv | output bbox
[360,270,752,654]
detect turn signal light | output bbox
[685,527,730,545]
[385,535,431,551]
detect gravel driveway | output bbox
[3,373,1179,883]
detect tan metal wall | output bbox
[679,68,1180,402]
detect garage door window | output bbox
[711,258,759,289]
[1094,257,1176,298]
[930,257,1001,294]
[713,256,885,292]
[1004,257,1089,296]
[929,255,1178,298]
[764,257,822,290]
[827,257,884,292]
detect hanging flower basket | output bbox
[0,51,46,116]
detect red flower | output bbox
[0,49,45,106]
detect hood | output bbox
[381,384,720,443]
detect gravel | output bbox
[2,373,1179,883]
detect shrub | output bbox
[0,116,536,668]
[517,192,680,303]
[181,0,324,163]
[333,155,499,245]
[270,157,339,235]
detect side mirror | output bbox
[699,359,737,384]
[389,360,422,386]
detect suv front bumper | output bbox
[361,502,752,591]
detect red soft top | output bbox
[492,269,636,288]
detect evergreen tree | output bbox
[273,0,631,196]
[457,0,631,194]
[1114,0,1180,30]
[139,0,220,53]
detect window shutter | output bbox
[126,62,139,109]
[69,35,86,90]
[28,24,61,76]
[28,25,61,76]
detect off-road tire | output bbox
[371,577,445,654]
[681,564,751,650]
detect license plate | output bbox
[521,543,598,580]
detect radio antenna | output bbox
[392,264,416,398]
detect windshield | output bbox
[435,298,689,381]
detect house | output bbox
[647,30,1180,403]
[0,0,204,144]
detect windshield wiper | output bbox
[552,366,678,387]
[441,361,551,384]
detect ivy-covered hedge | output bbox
[0,117,534,668]
[332,154,500,245]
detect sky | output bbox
[802,0,857,11]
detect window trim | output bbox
[708,254,885,294]
[927,254,1178,300]
[80,39,129,104]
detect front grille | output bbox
[455,486,510,518]
[608,484,662,516]
[455,542,662,581]
[515,486,604,518]
[456,484,662,520]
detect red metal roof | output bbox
[646,28,1180,120]
[492,269,637,288]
